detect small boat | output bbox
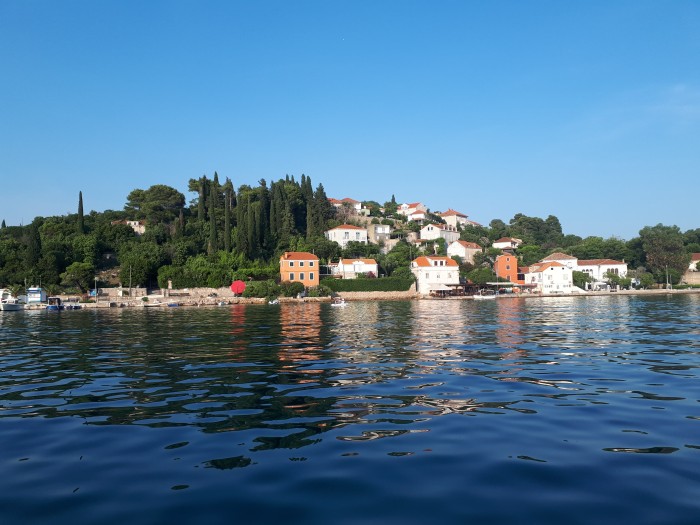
[143,300,163,308]
[46,296,65,311]
[331,298,347,307]
[0,298,23,311]
[268,298,279,305]
[473,289,497,300]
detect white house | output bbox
[446,240,482,264]
[367,222,392,244]
[525,261,574,295]
[411,256,460,295]
[541,252,578,269]
[492,237,523,251]
[329,197,362,212]
[398,202,427,216]
[111,220,146,235]
[331,258,379,279]
[325,224,368,248]
[420,223,460,244]
[439,209,481,229]
[689,254,700,271]
[577,259,628,283]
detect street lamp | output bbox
[94,276,98,304]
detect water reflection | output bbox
[1,296,699,461]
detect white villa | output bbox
[535,252,628,290]
[420,223,460,244]
[330,258,379,279]
[111,220,146,235]
[541,252,578,269]
[446,240,482,264]
[525,261,574,295]
[329,197,362,213]
[325,224,368,249]
[577,259,628,283]
[439,209,480,229]
[492,237,523,251]
[411,255,460,295]
[397,202,427,222]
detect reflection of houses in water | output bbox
[279,303,324,366]
[496,298,526,352]
[228,304,249,358]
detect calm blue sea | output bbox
[1,295,699,524]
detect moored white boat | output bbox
[473,289,497,300]
[0,298,24,311]
[1,289,25,311]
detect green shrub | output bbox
[242,280,280,299]
[280,281,305,297]
[321,277,414,292]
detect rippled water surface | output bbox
[2,295,700,524]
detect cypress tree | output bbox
[208,182,218,254]
[197,175,207,221]
[1,219,5,229]
[224,180,232,252]
[77,191,85,234]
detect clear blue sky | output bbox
[2,1,698,240]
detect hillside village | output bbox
[1,174,698,302]
[295,197,699,297]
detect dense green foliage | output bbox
[321,277,415,292]
[0,175,697,293]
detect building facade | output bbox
[410,256,460,295]
[325,224,368,248]
[279,252,320,287]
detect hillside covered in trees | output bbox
[1,173,698,296]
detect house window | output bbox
[309,272,314,281]
[309,261,314,267]
[300,261,305,267]
[344,232,349,239]
[290,273,295,280]
[300,272,305,281]
[289,261,294,267]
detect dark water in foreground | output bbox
[1,295,699,524]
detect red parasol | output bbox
[230,280,246,295]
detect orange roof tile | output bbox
[329,224,365,230]
[281,251,319,261]
[578,259,626,266]
[412,256,459,268]
[543,252,577,260]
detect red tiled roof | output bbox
[329,224,365,230]
[456,240,481,249]
[412,256,459,268]
[440,208,468,218]
[339,258,377,265]
[536,261,565,271]
[578,259,626,266]
[543,252,577,260]
[281,251,319,261]
[691,253,700,262]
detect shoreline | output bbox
[16,286,698,310]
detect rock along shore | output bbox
[65,286,700,309]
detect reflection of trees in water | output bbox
[4,295,697,467]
